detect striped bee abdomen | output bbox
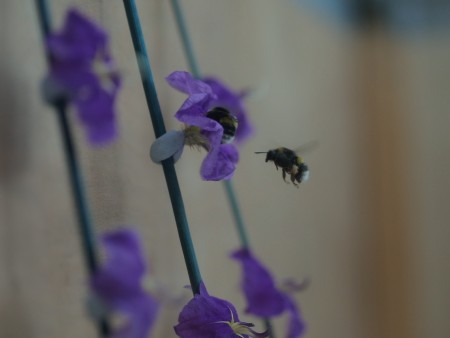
[206,107,238,144]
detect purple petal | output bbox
[283,294,306,338]
[175,93,213,119]
[221,144,239,163]
[46,8,121,146]
[91,229,146,302]
[200,144,239,181]
[50,65,98,95]
[91,228,160,338]
[175,102,224,159]
[203,77,254,144]
[174,282,240,338]
[47,8,107,64]
[175,102,222,132]
[166,71,214,96]
[111,295,159,338]
[74,86,118,145]
[166,71,218,125]
[231,248,286,317]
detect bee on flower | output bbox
[150,71,253,181]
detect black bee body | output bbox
[266,148,297,169]
[260,147,309,187]
[206,107,238,144]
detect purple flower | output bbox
[231,249,285,317]
[231,248,306,338]
[45,8,121,145]
[200,143,239,181]
[283,295,304,338]
[174,282,268,338]
[203,77,253,144]
[90,228,159,338]
[150,71,239,181]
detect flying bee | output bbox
[255,146,311,187]
[206,107,238,144]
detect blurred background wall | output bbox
[0,1,449,338]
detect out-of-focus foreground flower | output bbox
[45,8,121,145]
[174,282,268,338]
[150,71,252,181]
[231,248,306,338]
[90,228,159,338]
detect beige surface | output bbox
[1,1,449,338]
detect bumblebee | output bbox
[255,147,309,187]
[206,107,238,144]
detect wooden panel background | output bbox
[0,1,449,338]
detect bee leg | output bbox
[282,169,289,183]
[275,164,279,170]
[290,173,299,188]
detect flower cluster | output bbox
[150,71,253,181]
[231,248,306,338]
[90,228,159,338]
[45,9,121,145]
[40,7,308,338]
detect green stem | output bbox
[169,1,275,336]
[170,0,201,78]
[169,0,251,250]
[223,180,250,248]
[122,0,202,295]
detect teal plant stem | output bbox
[169,0,275,336]
[122,0,202,295]
[34,0,109,336]
[170,0,201,78]
[223,180,250,248]
[168,0,197,78]
[169,0,250,250]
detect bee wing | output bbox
[293,140,319,155]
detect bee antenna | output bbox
[254,151,268,154]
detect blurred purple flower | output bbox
[151,71,239,181]
[174,282,268,338]
[231,248,306,338]
[45,8,121,145]
[203,77,253,144]
[283,295,304,338]
[91,228,159,338]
